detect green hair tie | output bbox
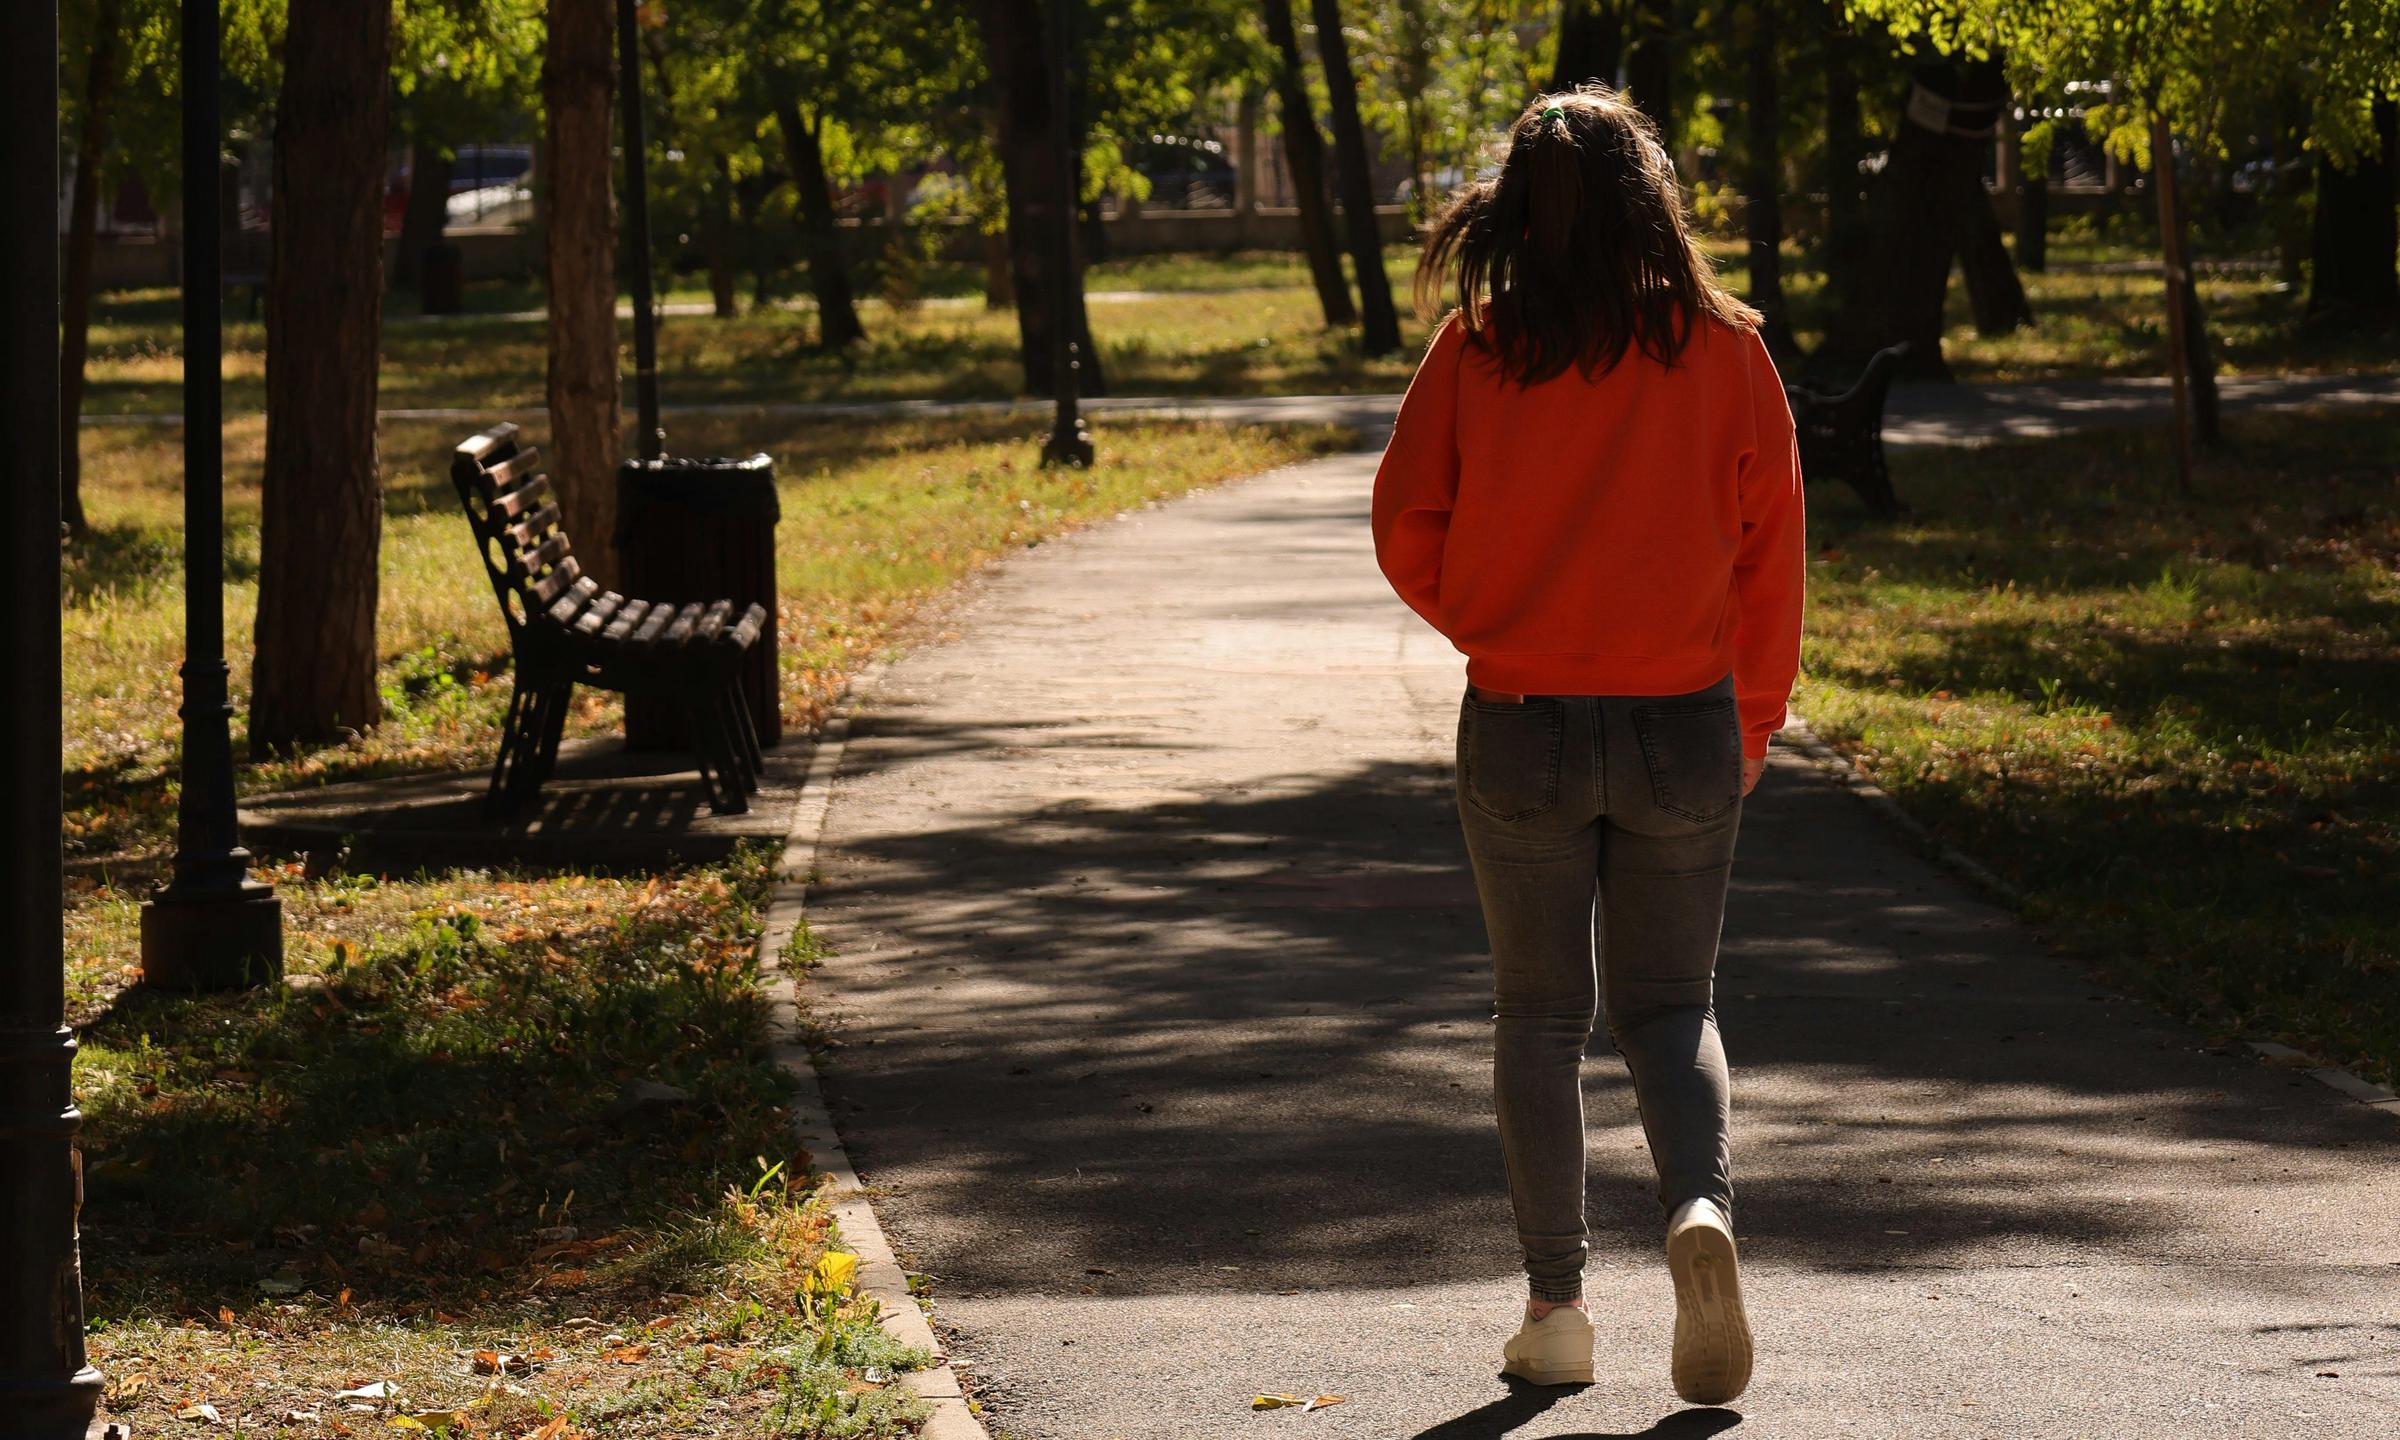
[1540,105,1565,121]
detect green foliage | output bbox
[1845,0,2400,164]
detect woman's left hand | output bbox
[1741,755,1766,796]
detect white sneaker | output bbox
[1501,1300,1595,1386]
[1666,1197,1753,1405]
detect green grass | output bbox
[1799,406,2400,1090]
[80,237,2396,421]
[67,412,1349,1437]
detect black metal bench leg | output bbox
[676,687,746,815]
[719,670,763,793]
[504,682,564,811]
[529,679,573,787]
[487,674,540,818]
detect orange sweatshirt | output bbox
[1371,311,1806,759]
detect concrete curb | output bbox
[755,660,992,1440]
[1778,712,2398,1121]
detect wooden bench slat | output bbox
[484,447,544,489]
[723,602,768,651]
[571,591,629,636]
[491,475,553,522]
[544,576,601,628]
[518,530,571,578]
[602,598,654,644]
[507,503,563,550]
[531,552,583,606]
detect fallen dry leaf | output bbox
[176,1402,222,1424]
[1303,1394,1347,1412]
[605,1342,651,1365]
[1252,1394,1303,1410]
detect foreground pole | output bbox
[139,0,283,988]
[0,2,106,1431]
[1040,0,1093,466]
[616,0,663,461]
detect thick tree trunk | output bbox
[983,227,1014,309]
[977,0,1104,396]
[1624,0,1675,147]
[1960,181,2033,334]
[1822,57,2012,378]
[1742,0,1793,353]
[2308,97,2399,321]
[1820,4,1866,315]
[2013,109,2049,274]
[252,0,392,753]
[776,100,866,348]
[1262,0,1354,327]
[1552,0,1624,90]
[59,0,121,541]
[541,0,620,581]
[1310,0,1401,354]
[392,135,451,291]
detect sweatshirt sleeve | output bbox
[1731,329,1807,760]
[1370,316,1467,631]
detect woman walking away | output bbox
[1370,85,1804,1405]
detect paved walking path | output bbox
[801,448,2399,1438]
[76,370,2400,446]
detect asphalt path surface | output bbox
[801,448,2400,1438]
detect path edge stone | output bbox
[755,660,993,1440]
[1779,712,2398,1121]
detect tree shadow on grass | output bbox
[75,847,799,1324]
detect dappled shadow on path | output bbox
[803,704,2398,1305]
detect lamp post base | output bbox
[139,882,283,991]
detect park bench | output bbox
[1785,342,1910,518]
[450,422,768,818]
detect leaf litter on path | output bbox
[1251,1392,1347,1412]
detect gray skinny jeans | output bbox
[1453,673,1742,1302]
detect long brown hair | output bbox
[1415,84,1758,386]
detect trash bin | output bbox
[421,241,465,315]
[616,453,781,752]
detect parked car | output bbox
[384,142,537,234]
[1131,135,1235,209]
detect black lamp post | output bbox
[139,0,284,990]
[0,4,107,1432]
[1041,0,1093,467]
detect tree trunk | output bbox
[252,0,391,753]
[977,0,1104,396]
[2307,97,2399,321]
[983,227,1013,309]
[392,135,451,291]
[1821,57,2010,378]
[1742,0,1793,353]
[2163,129,2221,445]
[2013,108,2049,273]
[1820,3,1866,316]
[1552,0,1624,90]
[1625,0,1674,148]
[707,156,738,317]
[776,100,866,348]
[59,0,121,541]
[541,0,620,581]
[1310,0,1401,354]
[1960,179,2033,334]
[1262,0,1354,326]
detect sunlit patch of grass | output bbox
[1796,405,2400,1087]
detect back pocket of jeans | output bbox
[1632,696,1741,823]
[1459,698,1563,822]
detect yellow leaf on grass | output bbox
[808,1251,859,1296]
